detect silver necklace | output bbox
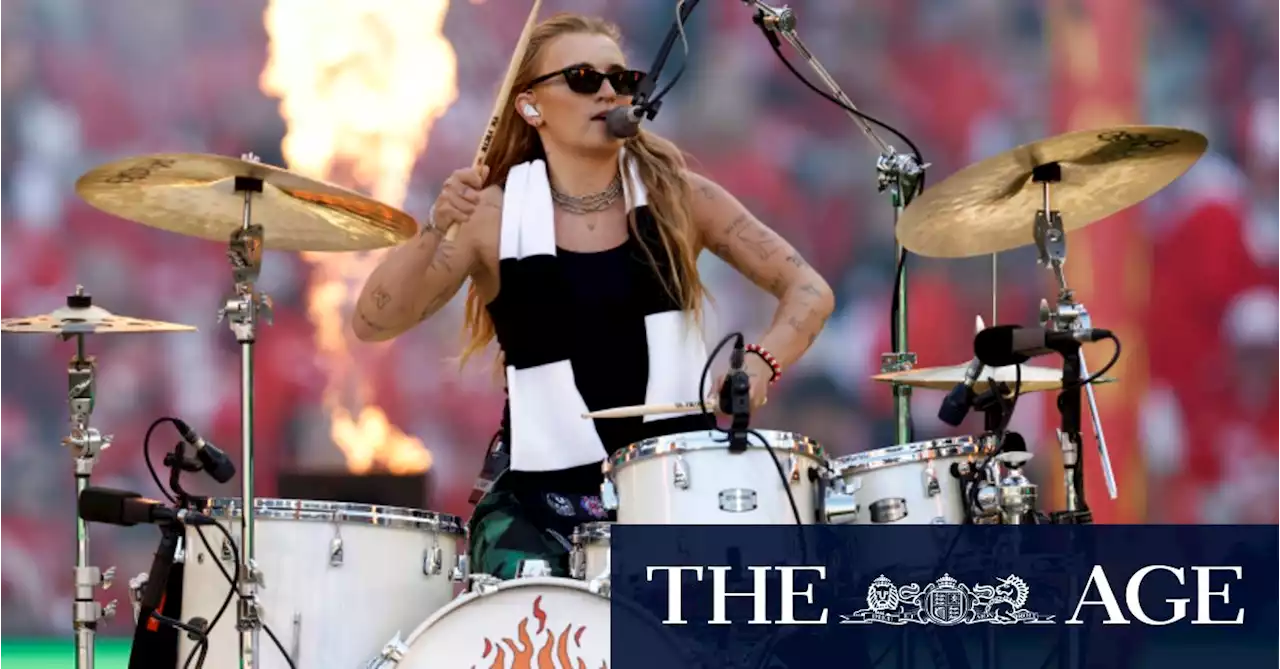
[551,174,622,215]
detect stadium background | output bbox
[2,0,1275,665]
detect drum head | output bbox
[395,577,696,668]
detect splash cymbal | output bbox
[872,362,1116,394]
[896,126,1207,258]
[1,291,196,336]
[75,153,418,252]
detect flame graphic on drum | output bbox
[471,596,607,669]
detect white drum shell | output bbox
[605,430,826,525]
[391,577,687,668]
[571,522,612,580]
[830,437,991,525]
[177,498,463,669]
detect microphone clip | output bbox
[719,337,752,454]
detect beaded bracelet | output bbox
[745,344,782,385]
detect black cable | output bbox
[1062,333,1122,391]
[143,420,295,669]
[646,0,694,107]
[697,333,806,527]
[752,16,927,440]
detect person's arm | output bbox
[351,186,499,342]
[688,172,835,373]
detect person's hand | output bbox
[712,355,773,414]
[431,165,490,233]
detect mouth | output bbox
[591,111,610,121]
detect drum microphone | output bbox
[172,419,236,483]
[937,356,985,427]
[605,0,705,139]
[79,487,216,527]
[973,324,1113,367]
[719,335,752,453]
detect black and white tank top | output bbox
[486,152,713,495]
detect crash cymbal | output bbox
[1,291,196,336]
[872,362,1116,394]
[75,153,418,252]
[897,126,1207,258]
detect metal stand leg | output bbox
[880,157,924,445]
[62,287,119,669]
[216,154,273,669]
[1030,164,1119,513]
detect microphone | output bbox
[605,0,705,139]
[79,487,216,527]
[937,356,985,427]
[973,324,1113,367]
[172,419,236,483]
[938,315,988,427]
[604,105,645,139]
[719,336,751,453]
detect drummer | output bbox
[353,12,834,579]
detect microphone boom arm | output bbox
[744,0,925,447]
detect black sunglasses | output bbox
[528,66,646,96]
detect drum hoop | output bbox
[831,436,991,475]
[401,576,605,647]
[198,497,466,536]
[603,429,824,475]
[572,521,611,545]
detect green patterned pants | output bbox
[468,490,573,579]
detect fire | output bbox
[474,596,608,669]
[259,0,458,474]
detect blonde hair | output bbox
[460,13,705,368]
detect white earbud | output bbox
[523,103,540,118]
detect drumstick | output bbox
[443,0,543,242]
[582,399,715,420]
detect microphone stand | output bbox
[720,337,752,453]
[60,287,118,669]
[745,1,925,446]
[628,0,704,124]
[1029,162,1118,514]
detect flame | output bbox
[472,596,608,669]
[260,0,458,474]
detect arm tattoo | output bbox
[357,309,388,332]
[372,286,392,310]
[785,253,808,269]
[430,240,458,273]
[725,214,780,262]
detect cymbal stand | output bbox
[61,287,118,669]
[746,0,927,445]
[216,153,274,669]
[1030,163,1118,519]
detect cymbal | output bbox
[75,153,418,252]
[872,363,1116,394]
[2,293,197,336]
[896,126,1208,258]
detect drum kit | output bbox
[1,117,1206,667]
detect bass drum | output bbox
[179,498,464,669]
[369,576,697,669]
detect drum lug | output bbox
[569,547,586,580]
[450,554,471,583]
[290,612,303,666]
[467,574,503,594]
[127,572,148,624]
[600,479,618,510]
[364,631,409,668]
[787,454,801,483]
[422,545,443,576]
[220,537,236,563]
[672,455,690,490]
[329,512,345,567]
[923,467,941,497]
